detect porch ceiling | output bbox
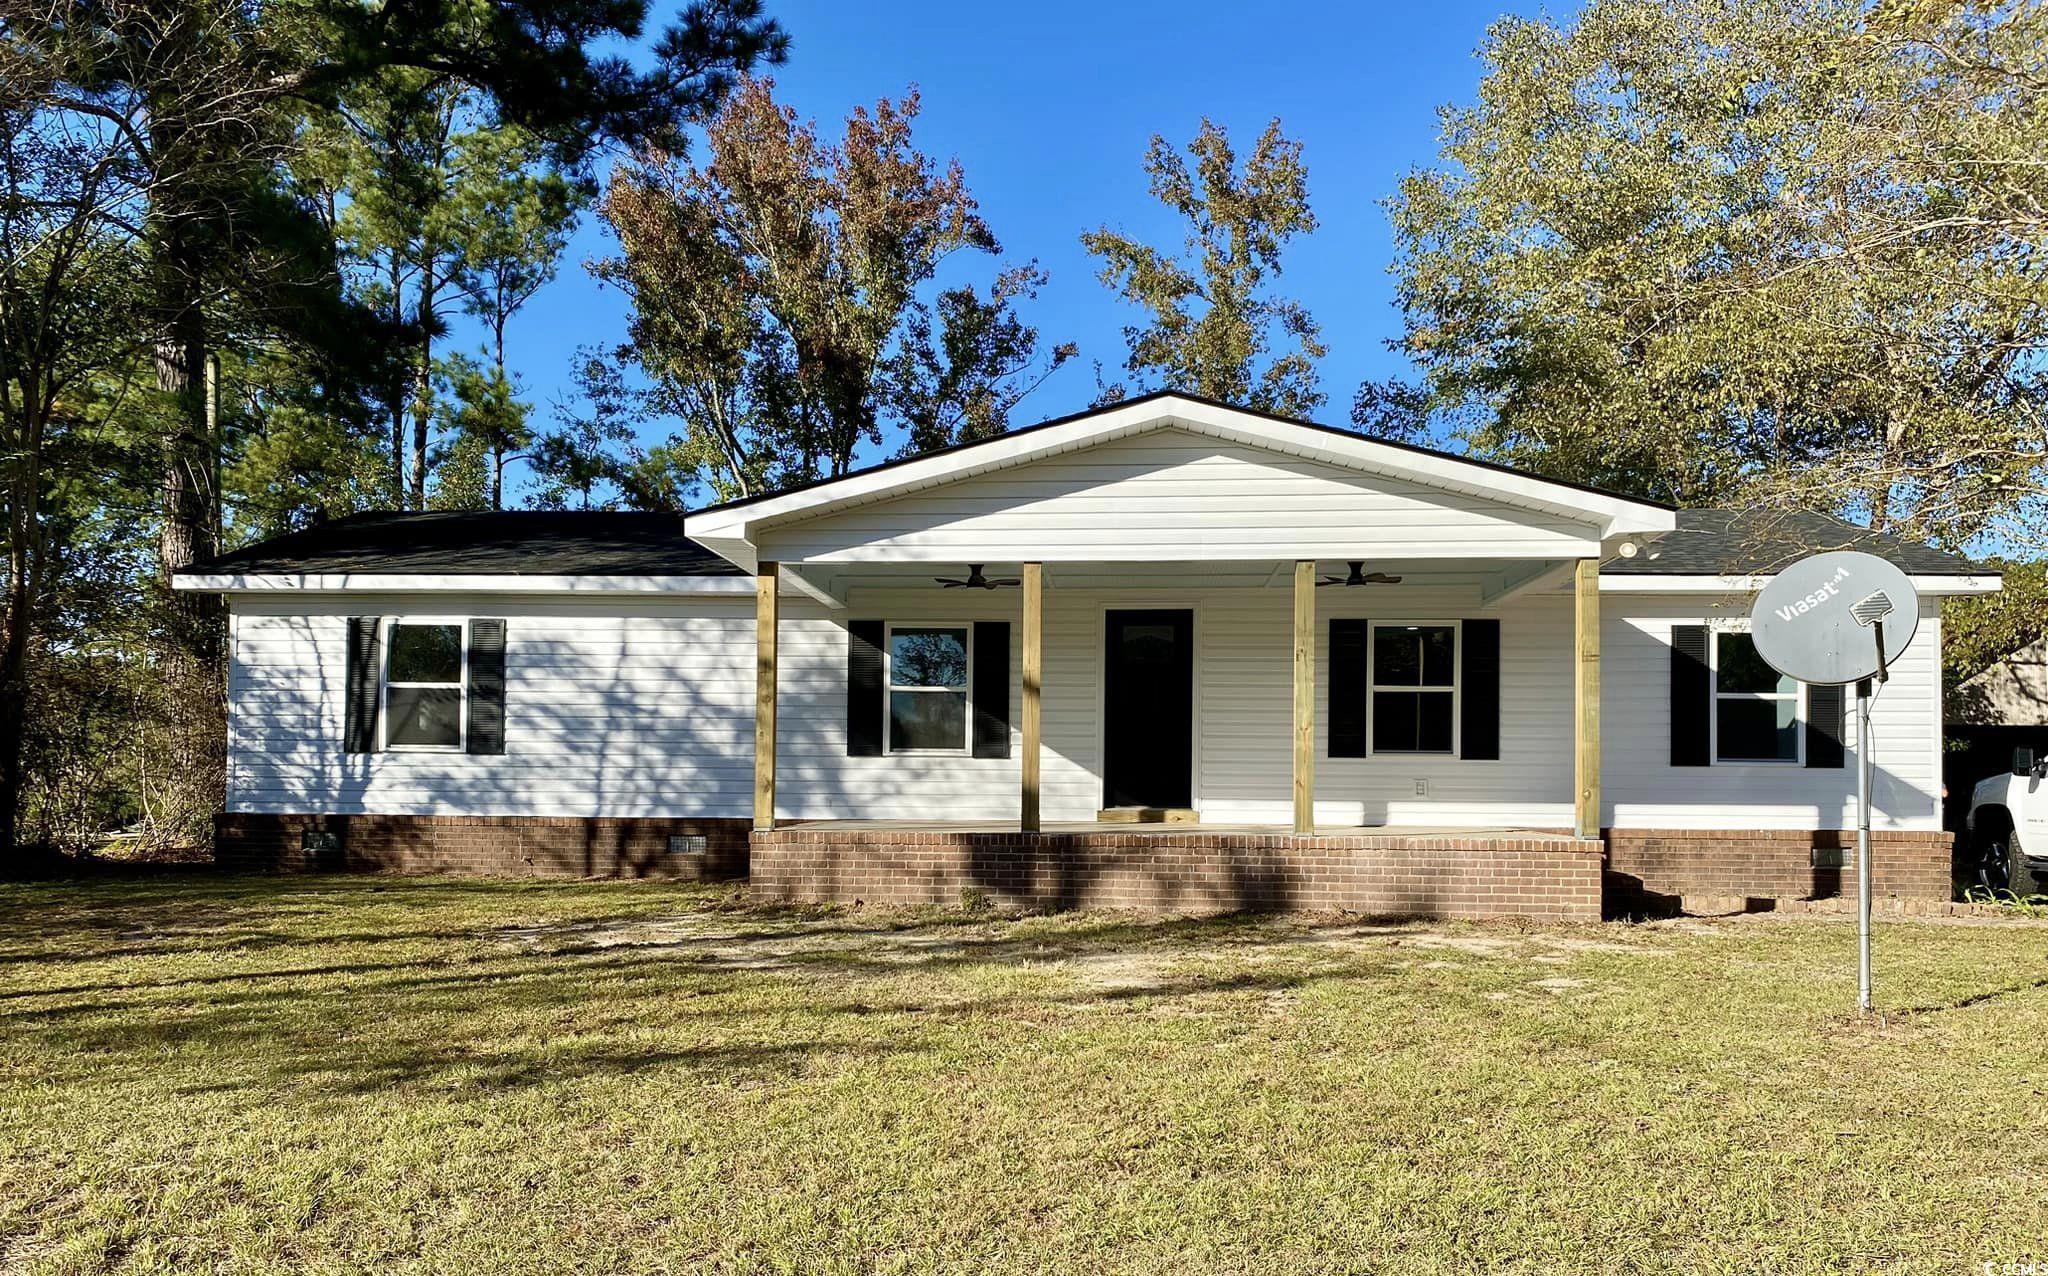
[780,557,1583,607]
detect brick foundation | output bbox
[1603,828,1953,912]
[212,814,1955,918]
[215,813,750,880]
[748,828,1605,921]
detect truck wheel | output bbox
[2014,841,2038,899]
[1972,821,2013,896]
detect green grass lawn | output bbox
[2,876,2046,1274]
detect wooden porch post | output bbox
[1293,559,1316,835]
[754,562,778,831]
[1574,557,1600,840]
[1021,562,1042,833]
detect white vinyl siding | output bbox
[1601,595,1942,831]
[227,594,759,818]
[225,582,1945,834]
[755,428,1603,565]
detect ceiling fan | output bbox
[934,564,1020,589]
[1318,561,1404,587]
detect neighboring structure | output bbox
[176,393,1998,919]
[1949,635,2048,729]
[1944,635,2048,835]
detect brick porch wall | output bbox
[1603,828,1953,910]
[748,828,1606,920]
[215,813,751,880]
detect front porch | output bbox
[751,820,1604,920]
[744,554,1610,837]
[685,395,1676,918]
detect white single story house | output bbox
[176,393,1997,919]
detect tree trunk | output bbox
[410,259,436,510]
[154,254,226,846]
[0,397,44,856]
[388,252,407,505]
[492,321,507,511]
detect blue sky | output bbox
[483,0,1547,477]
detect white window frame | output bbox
[884,622,973,757]
[1366,620,1461,757]
[1709,624,1804,767]
[381,617,470,753]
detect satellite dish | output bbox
[1751,551,1919,686]
[1752,549,1924,1018]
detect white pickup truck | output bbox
[1965,748,2048,896]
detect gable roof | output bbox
[696,389,1677,517]
[183,510,741,578]
[685,391,1678,569]
[1605,509,1985,577]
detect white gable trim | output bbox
[688,394,1676,571]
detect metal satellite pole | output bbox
[1847,591,1891,1013]
[1752,552,1920,1015]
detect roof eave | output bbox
[172,572,755,596]
[1599,572,2000,596]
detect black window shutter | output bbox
[1805,682,1845,768]
[1329,619,1369,757]
[466,619,507,756]
[1459,619,1501,760]
[972,621,1012,759]
[847,620,885,756]
[344,617,382,754]
[1671,625,1711,767]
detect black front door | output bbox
[1103,609,1194,809]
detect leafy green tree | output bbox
[1374,0,2047,554]
[0,93,153,855]
[886,265,1077,456]
[1082,119,1325,416]
[449,128,592,377]
[299,72,465,509]
[595,78,1069,503]
[1944,560,2048,691]
[526,353,640,511]
[6,0,786,846]
[300,83,594,508]
[432,354,534,511]
[220,333,394,539]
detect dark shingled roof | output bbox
[1605,509,1983,576]
[184,510,743,577]
[182,506,1983,580]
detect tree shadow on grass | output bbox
[1890,975,2048,1017]
[0,874,738,960]
[270,1037,905,1098]
[4,884,1444,1107]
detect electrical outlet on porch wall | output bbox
[1413,779,1429,797]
